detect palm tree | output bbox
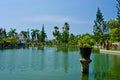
[53,26,59,37]
[62,22,69,32]
[20,30,28,39]
[31,29,39,41]
[2,29,7,38]
[8,28,17,38]
[53,26,61,42]
[0,28,7,39]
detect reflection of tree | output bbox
[69,46,78,52]
[18,49,29,72]
[31,49,45,71]
[93,54,107,80]
[62,47,68,53]
[109,55,120,77]
[0,51,5,71]
[63,52,69,73]
[55,46,69,73]
[81,73,89,80]
[56,46,68,53]
[54,52,59,70]
[92,53,120,79]
[7,51,16,72]
[40,50,45,71]
[37,45,44,50]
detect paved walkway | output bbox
[100,49,120,55]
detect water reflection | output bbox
[55,47,69,72]
[91,53,120,79]
[0,47,120,80]
[31,49,45,71]
[53,52,58,70]
[62,52,69,73]
[0,47,70,73]
[56,46,68,53]
[81,73,89,80]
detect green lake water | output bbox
[0,47,120,80]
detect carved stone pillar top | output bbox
[80,59,92,64]
[80,59,92,73]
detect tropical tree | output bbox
[62,22,70,43]
[116,0,120,20]
[68,33,77,45]
[53,26,59,38]
[78,33,95,48]
[62,22,69,32]
[20,30,29,39]
[113,0,120,42]
[3,38,19,47]
[20,31,27,39]
[0,28,7,39]
[106,0,120,42]
[31,29,39,41]
[8,28,17,38]
[53,26,61,43]
[0,28,7,47]
[93,8,109,48]
[110,28,120,42]
[39,25,47,42]
[107,20,119,42]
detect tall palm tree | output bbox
[20,30,28,39]
[31,29,39,41]
[8,28,17,38]
[62,22,69,32]
[0,28,7,39]
[53,26,61,42]
[53,26,59,37]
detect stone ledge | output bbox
[100,49,120,55]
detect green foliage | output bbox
[68,33,77,45]
[20,30,29,39]
[8,28,17,38]
[109,27,120,42]
[107,20,119,29]
[93,8,109,47]
[107,19,120,42]
[53,22,70,44]
[62,22,69,31]
[53,26,60,40]
[31,29,39,41]
[3,38,19,45]
[0,28,7,39]
[78,33,95,48]
[93,8,104,42]
[116,0,120,20]
[25,38,31,46]
[39,25,47,42]
[62,30,69,43]
[62,22,70,43]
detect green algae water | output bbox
[0,47,120,80]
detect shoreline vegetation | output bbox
[1,0,120,53]
[0,21,120,52]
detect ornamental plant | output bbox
[78,33,95,48]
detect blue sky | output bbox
[0,0,117,39]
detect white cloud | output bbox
[20,15,70,23]
[19,15,92,25]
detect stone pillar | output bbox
[80,59,92,73]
